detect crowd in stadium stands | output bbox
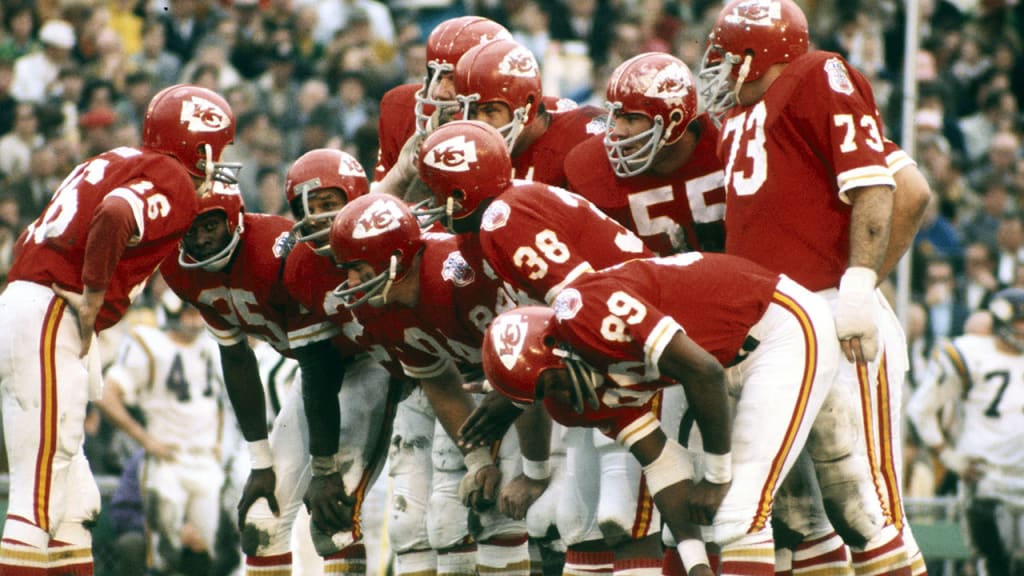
[0,0,1022,574]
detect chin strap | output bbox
[553,348,602,414]
[367,255,400,308]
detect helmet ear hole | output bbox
[542,334,557,348]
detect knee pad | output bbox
[310,521,356,557]
[432,420,466,473]
[54,455,101,546]
[813,453,883,548]
[595,441,654,546]
[240,499,294,557]
[389,465,432,554]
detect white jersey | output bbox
[105,325,224,454]
[910,334,1024,470]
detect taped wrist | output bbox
[703,451,732,484]
[521,457,551,481]
[677,540,709,572]
[248,439,273,470]
[839,266,877,295]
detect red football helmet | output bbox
[482,307,601,413]
[698,0,809,123]
[285,148,369,254]
[416,120,512,233]
[415,16,512,135]
[179,180,245,271]
[329,193,424,308]
[142,84,240,182]
[604,52,698,177]
[454,39,542,150]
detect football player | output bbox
[699,0,930,573]
[373,16,513,200]
[564,52,726,256]
[161,183,392,576]
[472,248,844,575]
[908,288,1024,576]
[96,290,225,574]
[329,193,533,576]
[0,83,234,575]
[453,38,605,188]
[418,120,685,576]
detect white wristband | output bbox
[703,452,731,484]
[248,439,273,470]
[311,455,339,477]
[839,266,878,293]
[463,447,493,475]
[522,457,551,481]
[677,539,709,572]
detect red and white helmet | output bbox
[285,148,369,254]
[329,193,424,308]
[454,39,542,150]
[482,306,602,413]
[415,16,512,135]
[698,0,809,124]
[142,84,240,183]
[604,52,698,177]
[179,180,245,271]
[416,120,511,233]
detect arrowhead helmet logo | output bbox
[491,313,529,370]
[338,154,366,177]
[498,46,539,78]
[353,198,404,239]
[723,0,782,27]
[180,95,232,133]
[645,63,692,99]
[423,135,478,173]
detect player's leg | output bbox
[524,424,567,576]
[0,284,98,575]
[428,416,476,576]
[558,428,613,576]
[389,387,439,576]
[183,453,228,572]
[318,357,397,576]
[144,458,189,572]
[712,281,837,575]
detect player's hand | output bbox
[834,267,879,363]
[687,479,730,526]
[237,467,279,529]
[459,463,501,512]
[52,284,103,358]
[142,437,177,462]
[304,472,355,533]
[498,474,547,520]
[689,565,715,576]
[458,390,523,449]
[394,131,426,188]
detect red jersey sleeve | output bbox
[374,84,420,181]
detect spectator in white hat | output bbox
[10,19,75,103]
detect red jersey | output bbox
[374,83,421,181]
[161,213,335,356]
[478,182,653,305]
[554,252,778,386]
[10,146,197,331]
[564,114,726,256]
[718,51,895,291]
[511,104,605,187]
[353,232,510,380]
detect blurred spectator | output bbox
[255,166,287,215]
[227,0,271,80]
[332,70,375,142]
[394,36,427,85]
[290,77,334,153]
[959,241,999,312]
[960,176,1015,250]
[256,40,302,133]
[509,0,551,65]
[994,212,1024,286]
[915,190,965,262]
[322,8,398,95]
[224,81,260,120]
[959,89,1015,166]
[80,77,117,114]
[922,255,969,342]
[11,18,76,103]
[547,0,617,70]
[302,0,396,48]
[49,66,85,149]
[0,102,43,179]
[0,3,38,62]
[107,0,143,57]
[78,106,118,157]
[0,193,20,288]
[159,0,219,64]
[129,18,181,88]
[107,449,147,576]
[179,37,242,92]
[967,130,1021,191]
[113,71,155,132]
[6,145,62,224]
[0,58,16,136]
[87,25,129,94]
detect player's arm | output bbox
[906,341,977,479]
[53,196,138,356]
[293,339,355,533]
[96,373,176,461]
[655,330,732,524]
[878,161,931,280]
[626,423,711,576]
[419,360,501,511]
[220,339,279,525]
[499,402,551,520]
